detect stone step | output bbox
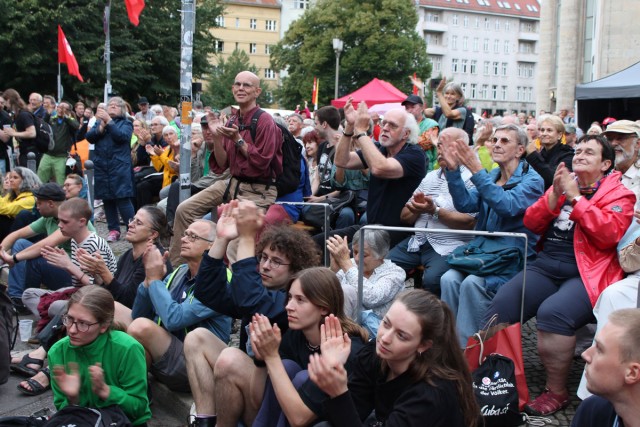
[149,378,193,425]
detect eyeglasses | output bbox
[62,315,100,333]
[257,253,290,269]
[182,230,214,243]
[233,82,254,89]
[381,120,400,131]
[491,137,513,144]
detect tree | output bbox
[202,49,259,109]
[0,0,223,105]
[270,0,431,108]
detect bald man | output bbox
[169,71,282,265]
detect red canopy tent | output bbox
[331,78,407,108]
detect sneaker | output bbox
[524,388,569,416]
[106,230,121,242]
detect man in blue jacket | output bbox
[128,219,231,393]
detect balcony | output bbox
[422,21,448,32]
[426,44,448,56]
[518,31,539,41]
[517,52,538,63]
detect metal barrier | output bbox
[355,225,529,325]
[84,160,95,210]
[26,152,36,173]
[275,201,330,266]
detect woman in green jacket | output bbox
[48,286,151,426]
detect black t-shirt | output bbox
[542,201,577,263]
[14,110,36,151]
[571,395,622,427]
[315,141,335,196]
[0,110,11,159]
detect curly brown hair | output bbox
[256,225,321,273]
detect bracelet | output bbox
[80,272,86,282]
[342,130,354,137]
[12,253,18,264]
[355,132,367,140]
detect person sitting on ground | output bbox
[387,128,477,295]
[308,289,479,427]
[223,267,368,427]
[0,167,41,241]
[127,219,231,393]
[185,200,321,427]
[482,135,634,416]
[525,114,574,190]
[48,286,152,426]
[327,229,405,331]
[136,125,179,208]
[438,124,544,347]
[571,308,640,427]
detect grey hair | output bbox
[273,116,288,128]
[150,104,163,115]
[107,96,127,117]
[352,227,391,259]
[443,82,465,105]
[402,111,420,145]
[14,167,42,195]
[495,123,528,148]
[153,116,169,127]
[162,125,177,136]
[194,219,217,241]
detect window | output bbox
[495,19,500,30]
[474,17,480,28]
[502,62,508,76]
[493,61,499,76]
[526,87,533,101]
[501,86,507,100]
[426,12,440,22]
[265,44,272,55]
[461,83,468,95]
[483,61,490,75]
[484,17,490,30]
[266,20,277,31]
[473,37,479,51]
[483,38,489,52]
[264,69,275,79]
[504,40,510,54]
[250,18,257,30]
[451,35,458,50]
[492,85,498,100]
[521,21,535,32]
[452,58,459,73]
[494,39,500,53]
[294,0,310,9]
[431,56,442,72]
[463,15,469,27]
[425,33,441,45]
[249,43,257,54]
[505,20,510,31]
[452,13,459,25]
[215,16,225,27]
[470,60,477,74]
[214,40,224,52]
[462,36,468,50]
[481,84,488,99]
[470,83,477,99]
[461,59,468,73]
[519,42,534,53]
[235,18,240,28]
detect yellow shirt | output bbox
[0,192,35,218]
[150,147,177,188]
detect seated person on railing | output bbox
[387,127,477,295]
[482,134,634,416]
[438,124,544,347]
[327,228,405,334]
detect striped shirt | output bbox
[70,232,118,286]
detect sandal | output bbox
[524,388,569,416]
[10,354,45,377]
[17,367,51,396]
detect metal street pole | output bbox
[178,0,196,203]
[104,0,112,104]
[333,38,343,100]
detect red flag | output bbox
[58,26,84,82]
[311,77,319,106]
[412,72,419,95]
[125,0,145,26]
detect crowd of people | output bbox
[1,74,640,427]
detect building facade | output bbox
[536,0,640,115]
[416,0,541,117]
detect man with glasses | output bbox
[184,200,320,427]
[136,115,169,167]
[127,219,232,394]
[169,70,281,266]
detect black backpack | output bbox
[433,106,475,144]
[42,405,132,427]
[0,289,18,384]
[32,113,55,153]
[241,109,302,196]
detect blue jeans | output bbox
[335,207,355,229]
[387,237,449,294]
[440,269,492,348]
[8,239,72,298]
[103,198,135,232]
[253,360,309,427]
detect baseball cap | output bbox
[401,95,424,106]
[33,183,66,201]
[138,97,149,105]
[564,124,577,134]
[602,117,617,126]
[603,120,640,137]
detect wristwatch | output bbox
[235,138,245,148]
[433,206,441,220]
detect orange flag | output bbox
[312,77,319,106]
[125,0,145,26]
[58,26,83,82]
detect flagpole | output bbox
[178,0,196,204]
[57,63,62,103]
[104,0,112,103]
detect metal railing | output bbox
[276,201,330,266]
[355,225,529,325]
[84,160,95,210]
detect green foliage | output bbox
[202,49,258,109]
[271,0,431,108]
[0,0,223,105]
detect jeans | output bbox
[103,197,135,232]
[387,236,449,294]
[440,269,492,347]
[335,207,355,229]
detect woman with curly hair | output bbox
[0,167,41,240]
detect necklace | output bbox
[306,341,320,352]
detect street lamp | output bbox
[333,38,343,100]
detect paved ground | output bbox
[1,214,587,426]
